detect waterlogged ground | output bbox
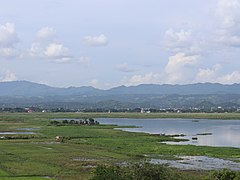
[0,113,240,179]
[150,156,240,171]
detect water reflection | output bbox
[97,118,240,148]
[150,156,240,171]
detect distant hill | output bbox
[0,81,101,96]
[0,81,240,96]
[0,81,240,109]
[106,83,240,95]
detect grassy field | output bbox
[0,112,239,179]
[2,112,240,119]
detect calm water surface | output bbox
[0,132,35,135]
[96,118,240,148]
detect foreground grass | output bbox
[0,112,239,179]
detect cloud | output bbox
[115,63,138,72]
[127,72,162,85]
[26,42,44,58]
[0,66,17,82]
[165,53,200,84]
[195,64,240,84]
[25,42,90,64]
[218,71,240,84]
[216,36,240,47]
[0,24,90,65]
[28,27,57,58]
[82,34,108,46]
[0,23,18,47]
[44,43,69,59]
[215,0,240,47]
[164,29,192,52]
[215,0,240,29]
[0,23,19,59]
[90,79,98,87]
[53,57,72,64]
[0,47,18,59]
[163,28,202,55]
[23,28,90,64]
[196,64,222,82]
[36,27,56,40]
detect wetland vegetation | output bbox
[0,112,239,179]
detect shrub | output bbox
[91,162,185,180]
[205,169,240,180]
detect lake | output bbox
[0,132,36,135]
[96,118,240,148]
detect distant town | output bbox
[1,106,240,113]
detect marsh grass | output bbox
[0,112,239,179]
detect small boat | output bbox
[192,136,198,140]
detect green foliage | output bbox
[91,163,186,180]
[49,118,99,126]
[0,169,9,176]
[205,169,240,180]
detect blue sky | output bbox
[0,0,240,89]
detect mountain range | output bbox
[0,81,240,96]
[0,81,240,109]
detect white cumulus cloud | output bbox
[164,29,192,52]
[165,53,200,84]
[0,66,17,82]
[196,64,222,82]
[127,72,162,86]
[163,28,202,55]
[218,71,240,84]
[26,42,44,58]
[36,27,56,40]
[0,23,18,47]
[0,23,19,59]
[82,34,108,46]
[44,43,69,59]
[215,0,240,47]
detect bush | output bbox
[205,169,240,180]
[91,162,185,180]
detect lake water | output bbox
[0,132,35,135]
[96,118,240,148]
[150,156,240,171]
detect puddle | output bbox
[31,142,60,144]
[73,157,97,162]
[150,156,240,171]
[0,132,36,135]
[81,165,97,168]
[43,147,53,150]
[17,128,40,131]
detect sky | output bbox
[0,0,240,89]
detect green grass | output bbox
[0,169,9,176]
[0,112,239,179]
[1,112,240,120]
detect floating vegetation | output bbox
[50,118,100,126]
[150,156,240,171]
[196,132,213,136]
[192,120,199,122]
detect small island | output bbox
[50,118,100,126]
